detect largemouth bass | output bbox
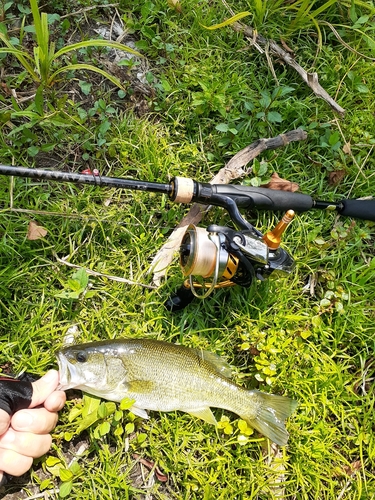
[57,338,297,446]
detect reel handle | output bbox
[339,199,375,221]
[165,284,195,312]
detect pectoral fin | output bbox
[130,406,149,419]
[188,407,217,425]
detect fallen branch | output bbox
[220,0,345,115]
[233,22,345,116]
[149,128,307,285]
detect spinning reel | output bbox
[1,165,374,311]
[168,210,295,310]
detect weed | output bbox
[0,0,140,89]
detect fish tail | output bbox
[243,391,298,446]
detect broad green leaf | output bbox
[59,481,73,498]
[99,120,111,135]
[215,123,229,133]
[98,421,111,436]
[59,469,74,482]
[125,422,135,434]
[202,12,251,30]
[267,111,283,123]
[40,478,54,491]
[82,394,101,418]
[78,80,92,96]
[27,146,40,157]
[98,402,109,419]
[120,397,136,410]
[69,461,82,476]
[105,402,117,415]
[76,411,100,433]
[114,424,124,436]
[72,268,89,289]
[64,431,74,441]
[45,456,62,467]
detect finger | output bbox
[0,409,10,436]
[0,428,52,458]
[43,390,66,413]
[11,407,58,434]
[30,370,59,408]
[0,449,33,477]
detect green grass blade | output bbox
[312,0,338,19]
[29,0,43,48]
[0,46,40,81]
[341,0,375,14]
[201,12,251,30]
[52,39,142,61]
[291,0,314,29]
[48,63,125,89]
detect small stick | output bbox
[60,3,119,19]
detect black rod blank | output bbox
[0,165,172,195]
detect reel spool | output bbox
[179,225,239,299]
[167,211,296,311]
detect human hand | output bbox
[0,370,66,484]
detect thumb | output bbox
[30,370,59,408]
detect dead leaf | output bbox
[0,82,11,95]
[167,0,182,13]
[249,346,260,356]
[328,170,346,186]
[260,172,300,192]
[340,460,362,477]
[343,142,351,154]
[280,38,295,55]
[27,220,48,240]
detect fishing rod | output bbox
[1,164,374,310]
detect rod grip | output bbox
[339,199,375,221]
[212,185,314,212]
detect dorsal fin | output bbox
[195,349,232,379]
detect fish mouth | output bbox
[57,352,78,391]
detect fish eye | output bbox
[75,351,87,363]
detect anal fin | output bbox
[188,407,217,425]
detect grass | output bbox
[1,0,375,498]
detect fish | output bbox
[57,338,297,446]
